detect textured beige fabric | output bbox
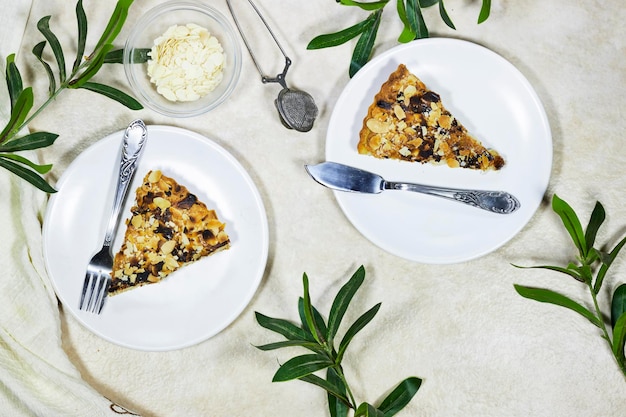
[1,0,625,416]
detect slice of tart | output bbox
[109,170,230,296]
[357,64,504,170]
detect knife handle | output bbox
[384,181,520,214]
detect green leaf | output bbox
[419,0,439,7]
[298,297,328,343]
[303,273,326,344]
[478,0,491,24]
[552,194,587,258]
[272,353,333,382]
[32,41,57,96]
[327,265,365,345]
[511,263,584,282]
[327,367,350,417]
[5,54,23,111]
[78,82,143,110]
[254,339,325,353]
[337,303,381,362]
[396,0,415,43]
[339,0,389,11]
[514,284,602,328]
[255,312,311,341]
[355,402,385,417]
[378,377,422,417]
[584,201,605,255]
[70,43,114,88]
[595,235,626,294]
[0,153,52,174]
[104,48,150,64]
[612,311,626,363]
[299,373,351,406]
[92,0,133,57]
[0,156,56,193]
[406,0,429,39]
[438,0,456,30]
[611,284,626,328]
[349,10,382,77]
[73,0,88,73]
[307,17,374,50]
[0,132,58,152]
[0,87,34,143]
[37,16,66,82]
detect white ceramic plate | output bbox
[43,125,268,351]
[326,38,552,263]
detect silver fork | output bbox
[79,119,148,314]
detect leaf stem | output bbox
[332,364,358,410]
[589,281,626,378]
[6,51,90,144]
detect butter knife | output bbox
[305,161,520,214]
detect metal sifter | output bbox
[226,0,318,132]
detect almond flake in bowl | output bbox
[148,23,225,102]
[123,1,242,118]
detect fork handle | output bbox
[103,120,148,247]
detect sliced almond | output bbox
[393,104,406,120]
[148,170,162,183]
[366,118,391,134]
[399,146,411,157]
[153,197,171,210]
[131,214,143,229]
[403,85,417,99]
[160,239,176,255]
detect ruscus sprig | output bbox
[307,0,491,77]
[255,265,422,416]
[514,194,626,380]
[1,0,145,193]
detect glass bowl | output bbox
[124,1,242,117]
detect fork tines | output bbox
[79,272,111,314]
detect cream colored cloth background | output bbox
[1,0,625,416]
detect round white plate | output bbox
[43,125,268,351]
[326,38,552,263]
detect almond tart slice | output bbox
[357,64,504,171]
[109,170,230,296]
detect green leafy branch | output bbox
[255,266,422,416]
[307,0,491,77]
[1,0,143,193]
[514,194,626,379]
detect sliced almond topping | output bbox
[393,104,406,120]
[148,170,162,183]
[369,135,382,149]
[153,197,171,210]
[160,239,176,255]
[131,214,143,228]
[439,114,452,130]
[366,118,391,134]
[403,85,417,99]
[407,138,423,148]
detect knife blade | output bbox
[305,161,383,193]
[304,161,520,214]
